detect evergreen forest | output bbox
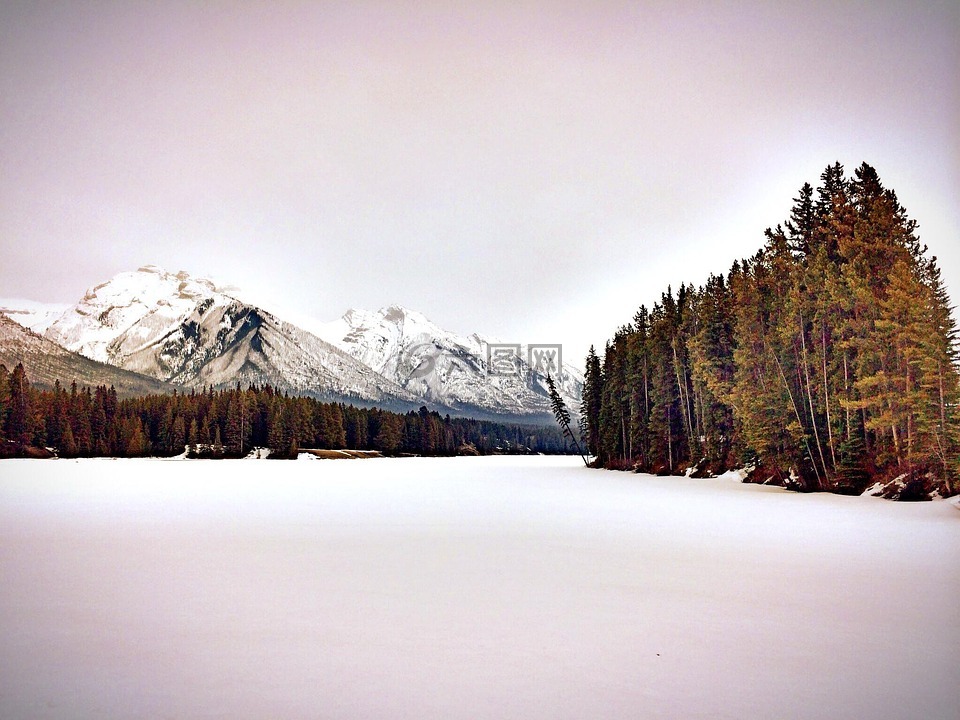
[0,364,568,459]
[581,162,958,497]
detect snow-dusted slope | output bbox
[0,298,70,335]
[45,266,221,365]
[314,305,583,417]
[0,313,172,396]
[44,266,415,404]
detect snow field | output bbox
[0,456,957,719]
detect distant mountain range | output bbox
[1,266,581,420]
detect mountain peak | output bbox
[339,305,433,330]
[376,305,440,331]
[380,305,407,323]
[49,266,231,364]
[317,301,583,416]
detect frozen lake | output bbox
[1,456,958,719]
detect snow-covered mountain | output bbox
[314,305,583,418]
[5,265,582,420]
[43,266,416,404]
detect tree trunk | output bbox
[773,349,822,489]
[666,404,673,473]
[673,344,695,458]
[800,311,828,486]
[821,322,837,472]
[843,352,852,443]
[937,364,950,489]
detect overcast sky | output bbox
[1,1,957,365]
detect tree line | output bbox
[0,365,570,458]
[581,162,958,496]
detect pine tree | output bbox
[225,394,246,456]
[625,312,652,469]
[0,364,9,441]
[685,274,736,472]
[786,182,815,257]
[918,257,960,489]
[728,254,799,479]
[171,415,186,455]
[373,411,402,454]
[580,346,603,458]
[60,424,78,457]
[5,363,32,445]
[546,373,586,465]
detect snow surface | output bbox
[0,457,957,720]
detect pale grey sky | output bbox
[2,1,957,365]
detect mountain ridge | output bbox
[5,266,582,420]
[0,313,174,397]
[313,304,583,417]
[43,266,417,406]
